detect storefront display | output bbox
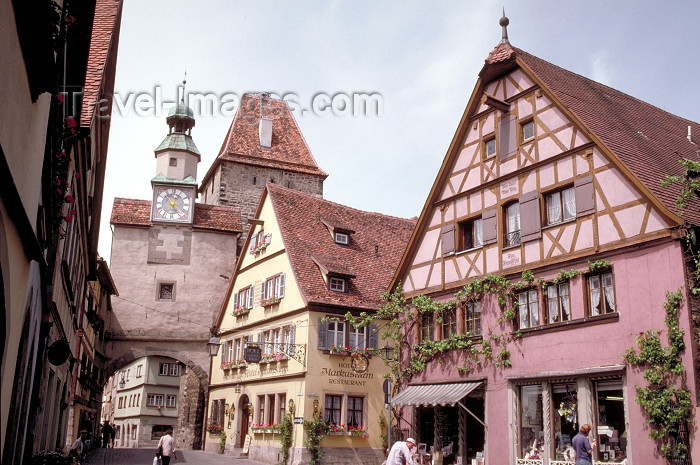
[520,385,543,459]
[595,381,627,463]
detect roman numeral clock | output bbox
[151,185,194,223]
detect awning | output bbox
[391,382,482,407]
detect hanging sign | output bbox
[244,344,262,363]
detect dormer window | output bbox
[329,277,346,292]
[335,232,349,245]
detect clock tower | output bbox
[150,99,199,223]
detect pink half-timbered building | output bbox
[389,17,700,465]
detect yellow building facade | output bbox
[207,184,415,465]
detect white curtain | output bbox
[474,219,483,247]
[528,290,538,326]
[561,284,571,320]
[548,191,562,223]
[519,293,528,329]
[547,285,558,323]
[563,188,576,219]
[508,203,520,232]
[589,276,601,315]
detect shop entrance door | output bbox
[239,395,249,447]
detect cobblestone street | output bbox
[84,448,270,465]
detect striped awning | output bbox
[391,382,482,407]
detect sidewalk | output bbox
[85,447,272,465]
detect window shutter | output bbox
[481,208,498,245]
[247,287,254,308]
[368,323,379,349]
[257,332,262,343]
[499,114,517,161]
[260,281,266,300]
[519,191,542,242]
[574,175,595,216]
[233,292,238,311]
[317,318,329,349]
[441,224,455,256]
[221,341,228,363]
[277,273,285,298]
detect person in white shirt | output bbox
[387,437,417,465]
[157,429,178,464]
[70,430,88,463]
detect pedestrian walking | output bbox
[156,428,178,464]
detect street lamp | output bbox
[312,399,319,414]
[234,383,242,393]
[207,336,221,357]
[380,344,395,361]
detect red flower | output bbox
[74,172,81,179]
[55,94,64,104]
[64,195,75,204]
[65,215,74,223]
[69,209,77,216]
[64,117,77,128]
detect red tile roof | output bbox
[268,184,416,310]
[110,198,242,232]
[215,94,328,177]
[80,0,122,128]
[509,47,700,224]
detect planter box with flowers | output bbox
[207,423,224,435]
[251,423,280,434]
[221,360,246,370]
[329,345,377,357]
[249,233,272,255]
[348,426,367,437]
[262,297,282,307]
[260,353,285,363]
[233,306,251,317]
[326,424,347,435]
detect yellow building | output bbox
[207,184,415,465]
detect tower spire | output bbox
[500,8,510,44]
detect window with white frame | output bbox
[521,120,535,142]
[169,364,179,376]
[484,136,496,158]
[166,395,177,408]
[517,289,539,329]
[588,271,616,316]
[319,319,374,351]
[327,320,345,348]
[335,232,349,245]
[329,277,346,292]
[263,273,286,302]
[547,282,571,323]
[546,186,576,225]
[159,363,179,377]
[136,364,143,378]
[147,394,164,407]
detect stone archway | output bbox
[105,345,210,450]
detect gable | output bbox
[398,64,678,296]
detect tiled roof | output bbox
[268,184,416,310]
[80,0,122,128]
[110,198,242,232]
[507,47,700,225]
[216,94,328,178]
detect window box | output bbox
[233,306,251,317]
[260,353,285,363]
[348,427,367,437]
[249,232,272,255]
[262,297,281,307]
[251,428,265,434]
[221,360,246,370]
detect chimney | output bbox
[259,118,273,148]
[688,125,693,144]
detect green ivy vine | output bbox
[278,412,294,465]
[302,411,328,465]
[623,289,692,460]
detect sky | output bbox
[98,0,700,263]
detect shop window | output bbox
[504,202,521,247]
[553,384,578,460]
[595,380,627,462]
[458,218,483,251]
[519,385,543,460]
[151,424,172,440]
[547,282,571,324]
[588,271,616,316]
[421,313,434,342]
[546,186,576,225]
[147,394,164,407]
[517,289,539,329]
[441,308,457,338]
[464,301,481,336]
[521,120,535,142]
[347,396,365,428]
[484,136,496,159]
[324,394,343,425]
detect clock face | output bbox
[350,353,369,373]
[153,187,192,222]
